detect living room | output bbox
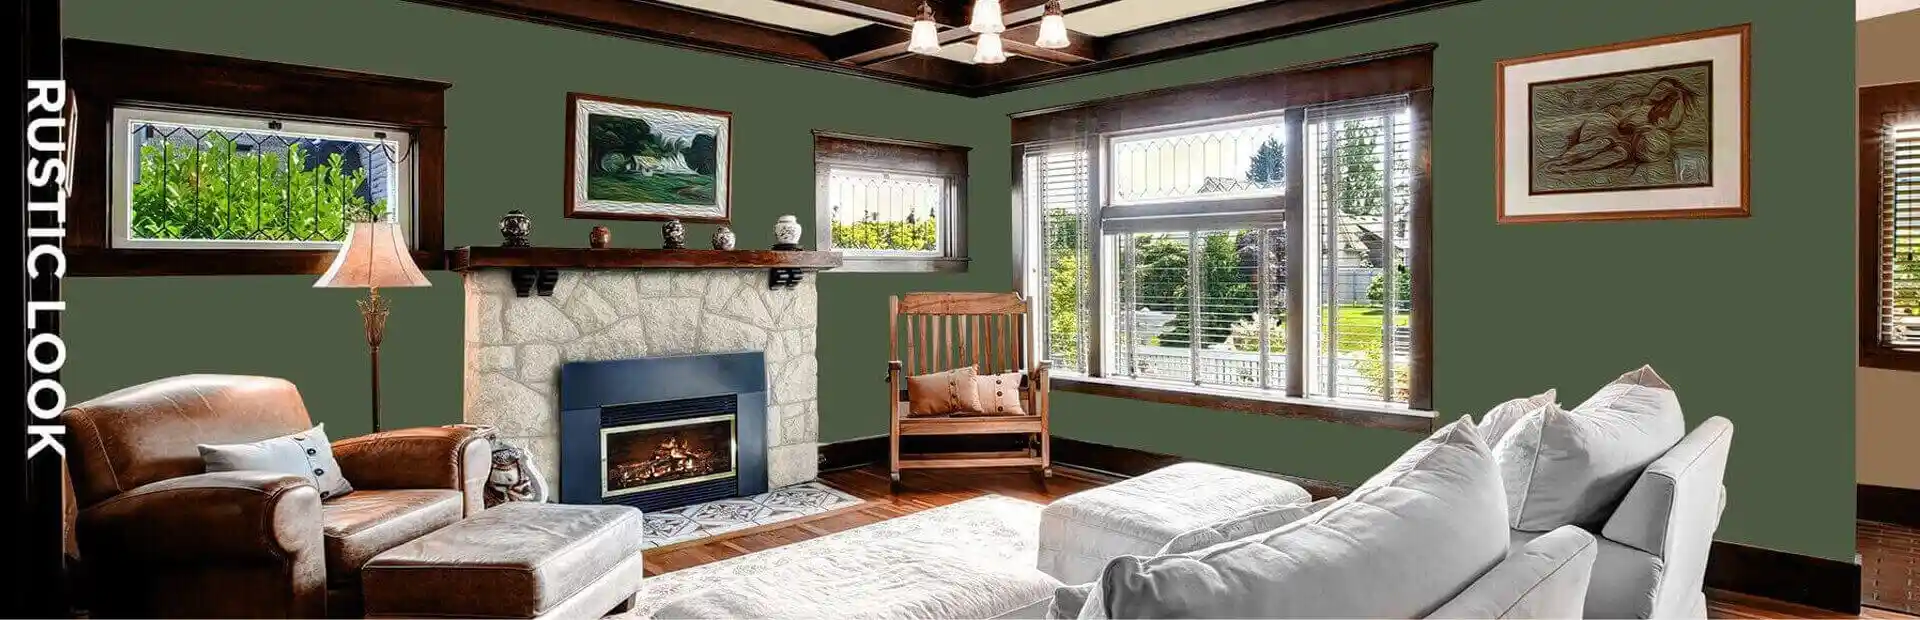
[10,0,1905,618]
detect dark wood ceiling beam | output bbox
[401,0,974,94]
[1105,0,1460,59]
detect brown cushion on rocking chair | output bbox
[906,366,984,416]
[964,372,1028,416]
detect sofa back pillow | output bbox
[199,423,353,499]
[1157,497,1337,555]
[1477,389,1556,446]
[1090,418,1510,618]
[1494,366,1686,531]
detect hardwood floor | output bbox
[644,464,1913,619]
[1862,519,1920,614]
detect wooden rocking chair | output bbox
[888,292,1051,482]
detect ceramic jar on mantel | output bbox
[499,210,531,247]
[773,215,803,250]
[711,226,736,250]
[588,226,611,249]
[662,219,687,249]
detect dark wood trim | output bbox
[1860,80,1920,371]
[1406,88,1435,411]
[62,39,449,277]
[1050,376,1435,434]
[1860,483,1920,528]
[1010,44,1435,143]
[448,246,843,271]
[1704,541,1861,615]
[563,91,735,223]
[404,0,1471,97]
[1494,24,1751,224]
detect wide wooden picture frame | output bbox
[565,92,732,222]
[1496,24,1750,223]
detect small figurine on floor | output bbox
[485,442,550,506]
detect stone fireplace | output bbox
[462,268,820,498]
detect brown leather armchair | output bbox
[61,374,490,618]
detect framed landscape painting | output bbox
[1496,24,1749,223]
[566,92,731,222]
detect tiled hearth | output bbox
[462,269,821,494]
[641,481,864,549]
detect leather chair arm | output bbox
[334,426,491,515]
[78,470,322,564]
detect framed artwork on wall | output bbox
[565,92,732,222]
[1496,24,1749,223]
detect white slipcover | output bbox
[1036,462,1311,584]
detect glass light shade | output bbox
[969,0,1005,33]
[908,19,941,54]
[1035,13,1070,49]
[973,32,1008,64]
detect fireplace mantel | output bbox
[450,247,842,296]
[449,247,843,271]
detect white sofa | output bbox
[1529,416,1733,619]
[1040,416,1733,619]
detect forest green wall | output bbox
[64,0,1856,562]
[978,0,1856,561]
[61,0,1008,437]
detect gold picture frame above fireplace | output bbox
[599,412,739,498]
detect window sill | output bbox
[831,256,970,274]
[69,247,442,277]
[1862,347,1920,372]
[1049,374,1436,434]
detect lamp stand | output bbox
[358,287,392,432]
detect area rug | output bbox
[641,481,865,549]
[626,495,1058,619]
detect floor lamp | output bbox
[315,218,430,432]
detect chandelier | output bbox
[907,0,1071,64]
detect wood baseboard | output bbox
[1860,484,1920,528]
[817,434,1863,614]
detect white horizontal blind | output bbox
[1882,122,1920,348]
[1025,141,1093,373]
[1111,227,1286,391]
[1304,95,1413,403]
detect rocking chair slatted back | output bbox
[886,292,1051,482]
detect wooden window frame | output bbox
[813,131,970,273]
[63,39,449,276]
[1861,81,1920,371]
[1010,45,1436,433]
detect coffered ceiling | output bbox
[406,0,1471,96]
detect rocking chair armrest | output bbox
[887,361,903,382]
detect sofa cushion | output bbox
[1476,389,1556,446]
[1088,418,1510,618]
[1429,525,1598,619]
[201,423,354,500]
[321,489,463,584]
[1158,496,1337,555]
[361,502,645,618]
[1495,366,1686,531]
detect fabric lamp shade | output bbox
[314,220,430,289]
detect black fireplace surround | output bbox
[558,352,769,511]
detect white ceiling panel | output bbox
[1859,0,1920,21]
[1066,0,1269,37]
[650,0,871,35]
[933,42,980,64]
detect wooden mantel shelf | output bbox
[448,246,843,272]
[448,246,841,296]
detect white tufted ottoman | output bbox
[1037,462,1313,584]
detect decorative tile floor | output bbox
[640,481,865,549]
[1862,519,1920,614]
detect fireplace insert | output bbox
[602,413,736,498]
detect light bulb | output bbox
[908,19,940,54]
[1035,13,1069,49]
[973,32,1008,64]
[969,0,1004,34]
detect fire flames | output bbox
[609,434,721,489]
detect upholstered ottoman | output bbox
[1037,462,1312,583]
[362,502,646,619]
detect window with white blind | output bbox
[1864,82,1920,370]
[814,132,970,272]
[1863,83,1920,371]
[1016,65,1431,418]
